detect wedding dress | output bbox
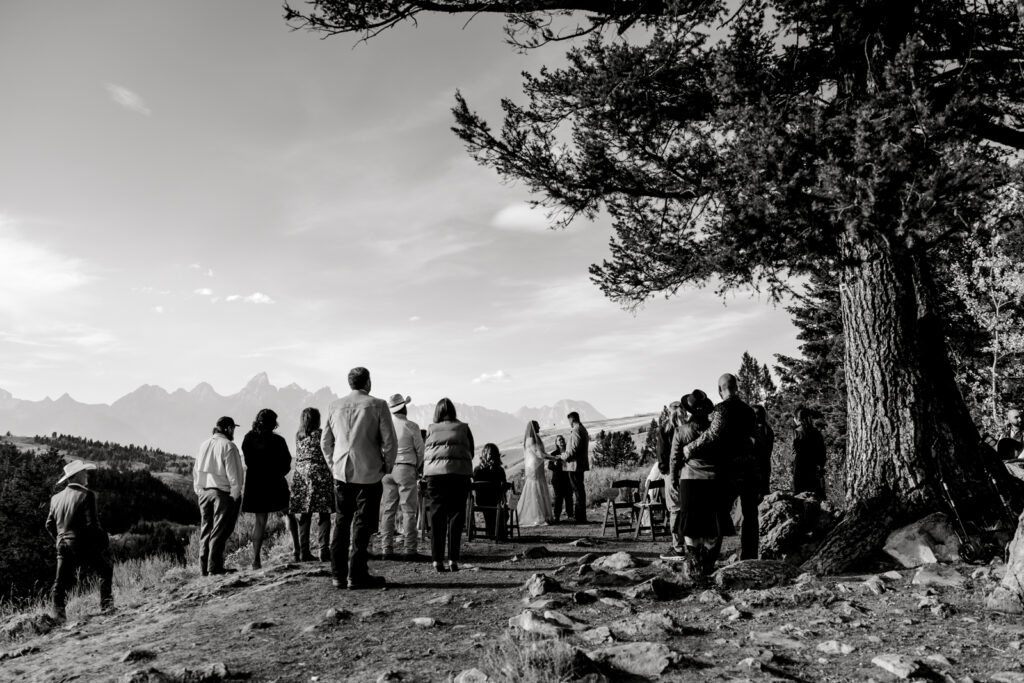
[517,424,554,527]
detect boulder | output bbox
[816,640,855,655]
[911,563,965,589]
[883,512,961,568]
[610,610,679,639]
[508,610,570,638]
[871,654,922,679]
[586,642,679,677]
[714,560,799,590]
[624,577,682,601]
[592,552,643,571]
[523,573,562,597]
[579,626,614,645]
[119,663,231,683]
[453,669,489,683]
[758,492,839,563]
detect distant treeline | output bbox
[33,433,194,475]
[1,439,199,605]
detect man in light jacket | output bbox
[562,411,591,523]
[193,416,244,575]
[322,367,397,589]
[379,393,424,560]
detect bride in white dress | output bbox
[517,420,556,526]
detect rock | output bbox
[592,552,643,571]
[426,594,454,605]
[992,673,1024,683]
[542,610,588,631]
[599,597,630,610]
[579,625,614,645]
[863,576,886,595]
[881,570,903,582]
[0,645,39,662]
[573,590,597,605]
[0,612,58,640]
[749,631,804,650]
[411,617,437,627]
[586,642,679,677]
[568,538,595,547]
[453,669,489,683]
[697,589,729,604]
[121,649,157,663]
[523,573,562,597]
[883,513,961,568]
[579,570,636,588]
[971,567,992,580]
[871,654,923,679]
[522,598,566,610]
[925,654,952,668]
[325,608,352,622]
[240,621,274,633]
[720,605,750,622]
[120,663,231,683]
[462,601,476,609]
[375,671,404,683]
[509,609,570,637]
[758,492,838,563]
[714,559,799,590]
[611,610,679,639]
[624,577,681,601]
[816,640,855,655]
[119,669,172,683]
[912,563,966,589]
[578,553,599,565]
[520,546,551,559]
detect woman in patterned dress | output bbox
[286,407,335,561]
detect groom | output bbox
[562,412,590,523]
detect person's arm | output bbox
[412,424,425,470]
[564,427,580,463]
[279,436,292,476]
[321,415,335,469]
[380,403,398,473]
[45,500,57,540]
[84,490,101,533]
[465,426,475,459]
[226,443,243,500]
[193,450,203,496]
[685,408,723,459]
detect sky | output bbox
[0,1,800,418]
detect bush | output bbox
[591,430,642,469]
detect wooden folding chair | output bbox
[503,482,520,541]
[634,478,671,540]
[467,481,503,541]
[601,479,640,538]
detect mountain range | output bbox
[0,373,605,456]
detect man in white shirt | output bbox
[322,367,397,589]
[193,416,244,575]
[379,393,425,560]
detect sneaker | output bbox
[347,575,387,590]
[448,561,460,572]
[433,562,450,573]
[659,553,687,561]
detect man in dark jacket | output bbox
[46,460,112,620]
[792,407,827,497]
[562,412,590,523]
[684,374,757,565]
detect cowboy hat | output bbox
[681,389,713,415]
[57,460,97,485]
[387,394,412,412]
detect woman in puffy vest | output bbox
[423,398,475,573]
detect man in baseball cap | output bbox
[193,416,244,575]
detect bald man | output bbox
[684,373,757,569]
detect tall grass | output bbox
[479,636,591,683]
[184,512,288,569]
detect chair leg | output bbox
[601,504,611,537]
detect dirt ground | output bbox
[4,521,1024,683]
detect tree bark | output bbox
[803,238,1004,572]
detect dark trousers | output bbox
[331,480,383,582]
[52,539,113,616]
[552,471,574,521]
[568,470,588,522]
[733,483,761,560]
[425,474,471,563]
[198,488,240,573]
[289,512,332,559]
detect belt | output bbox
[393,462,417,467]
[203,487,230,494]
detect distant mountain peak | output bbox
[190,382,220,399]
[245,372,271,388]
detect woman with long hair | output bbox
[517,420,556,526]
[472,443,507,539]
[241,408,291,570]
[286,407,334,562]
[423,398,474,572]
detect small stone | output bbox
[461,601,476,609]
[720,605,750,622]
[592,552,643,571]
[992,673,1024,683]
[867,635,883,644]
[375,671,403,683]
[1009,640,1022,650]
[598,597,630,610]
[624,577,680,601]
[426,594,454,606]
[924,654,952,668]
[737,657,761,669]
[749,631,804,650]
[871,654,922,679]
[411,617,437,627]
[522,598,564,610]
[862,576,886,595]
[573,591,597,605]
[579,626,614,645]
[542,610,588,631]
[578,553,599,565]
[911,563,966,589]
[971,567,991,580]
[240,621,274,633]
[816,640,855,655]
[568,538,595,547]
[120,649,156,663]
[586,642,679,677]
[523,573,562,597]
[520,546,551,559]
[453,669,489,683]
[325,608,352,622]
[881,570,903,582]
[697,589,728,604]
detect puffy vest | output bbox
[423,421,474,477]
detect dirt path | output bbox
[4,523,1024,682]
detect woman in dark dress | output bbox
[472,443,507,539]
[241,408,291,569]
[286,407,334,562]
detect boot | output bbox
[703,539,721,577]
[298,515,316,561]
[684,545,707,586]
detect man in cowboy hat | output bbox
[379,393,425,560]
[194,416,244,575]
[46,459,112,619]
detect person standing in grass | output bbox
[47,460,113,619]
[379,393,424,560]
[548,435,573,524]
[322,367,397,589]
[561,412,591,523]
[194,416,244,575]
[287,407,334,562]
[423,398,475,572]
[241,409,291,570]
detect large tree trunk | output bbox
[803,238,1003,574]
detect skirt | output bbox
[676,478,735,539]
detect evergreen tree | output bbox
[641,418,661,463]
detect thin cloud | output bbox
[409,315,421,322]
[226,292,275,304]
[194,288,213,296]
[0,216,93,314]
[104,83,152,116]
[153,306,165,314]
[472,370,512,384]
[473,325,490,333]
[491,203,551,232]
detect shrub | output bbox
[591,430,641,469]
